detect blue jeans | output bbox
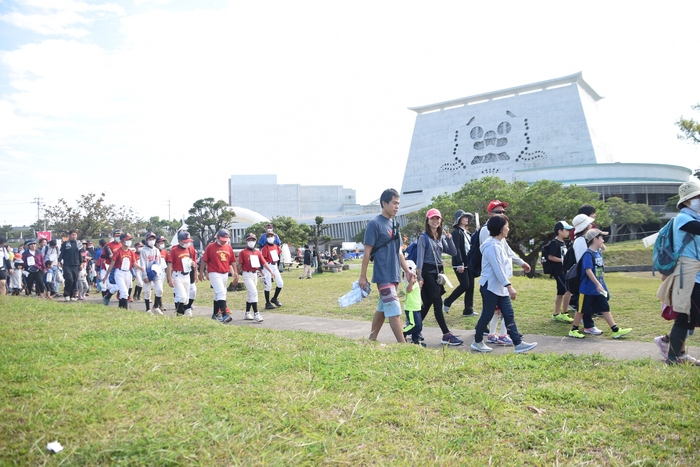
[475,284,522,345]
[50,265,59,293]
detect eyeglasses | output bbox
[491,210,505,214]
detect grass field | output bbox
[3,246,700,466]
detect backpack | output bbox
[565,250,593,295]
[405,241,418,263]
[468,227,483,277]
[652,217,692,278]
[541,240,554,275]
[562,242,577,273]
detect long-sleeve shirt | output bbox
[479,224,525,267]
[478,236,512,297]
[415,233,456,281]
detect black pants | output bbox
[444,267,474,312]
[668,283,700,361]
[419,266,450,334]
[26,271,45,296]
[63,265,79,298]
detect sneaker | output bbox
[418,333,424,342]
[183,308,192,316]
[611,328,631,339]
[496,335,513,346]
[271,298,282,307]
[486,334,499,344]
[462,310,479,317]
[584,327,604,335]
[265,303,276,310]
[244,311,253,320]
[212,313,223,322]
[153,307,164,316]
[102,297,110,306]
[411,341,427,348]
[128,297,133,302]
[470,341,493,353]
[677,353,697,364]
[78,297,85,301]
[654,336,669,359]
[568,304,577,312]
[443,301,450,313]
[552,313,574,323]
[254,312,264,323]
[222,314,233,324]
[514,341,537,353]
[64,296,70,302]
[568,329,585,339]
[441,332,463,346]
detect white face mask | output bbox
[147,240,155,247]
[157,243,164,250]
[125,240,132,247]
[247,241,255,249]
[267,237,274,244]
[114,237,120,243]
[689,198,700,212]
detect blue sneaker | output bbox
[441,332,463,346]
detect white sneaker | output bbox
[70,297,77,301]
[443,301,450,313]
[470,341,492,353]
[145,309,154,315]
[153,308,164,316]
[584,327,603,335]
[64,296,69,302]
[678,353,697,364]
[184,308,193,317]
[254,312,264,323]
[244,312,254,320]
[514,341,538,354]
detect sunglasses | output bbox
[491,210,505,214]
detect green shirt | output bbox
[404,282,421,312]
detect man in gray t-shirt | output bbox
[359,189,415,343]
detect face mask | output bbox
[125,240,132,247]
[114,237,120,243]
[147,240,155,247]
[157,243,164,250]
[267,237,274,244]
[247,241,255,249]
[689,198,700,212]
[179,243,187,249]
[267,229,273,233]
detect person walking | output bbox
[102,233,144,310]
[261,231,284,309]
[359,188,415,343]
[22,239,48,298]
[415,208,460,345]
[237,233,274,323]
[656,179,700,364]
[139,232,165,315]
[300,245,313,279]
[471,214,538,354]
[167,231,199,316]
[58,230,83,302]
[199,229,238,323]
[443,210,478,317]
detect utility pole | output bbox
[32,197,43,230]
[168,199,171,221]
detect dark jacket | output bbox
[450,226,470,269]
[58,240,84,266]
[303,249,312,266]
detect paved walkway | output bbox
[77,293,692,362]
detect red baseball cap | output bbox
[487,200,509,213]
[426,208,442,219]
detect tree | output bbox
[42,192,142,240]
[665,194,680,213]
[136,216,181,239]
[353,228,366,243]
[309,216,331,274]
[248,216,312,248]
[676,104,700,180]
[185,198,236,247]
[605,197,660,242]
[421,177,607,274]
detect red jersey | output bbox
[238,248,267,273]
[112,247,138,271]
[168,245,196,273]
[261,243,282,265]
[102,241,121,268]
[202,242,236,273]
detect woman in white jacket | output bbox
[471,214,537,353]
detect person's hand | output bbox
[444,231,452,239]
[457,266,464,273]
[596,283,605,294]
[168,279,174,288]
[419,279,424,288]
[522,263,531,274]
[507,285,517,300]
[358,275,368,291]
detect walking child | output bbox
[402,260,425,346]
[549,221,574,323]
[568,229,632,339]
[237,233,275,322]
[77,262,90,300]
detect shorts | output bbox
[581,293,610,315]
[554,274,566,295]
[0,269,6,281]
[376,283,401,318]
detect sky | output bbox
[1,0,699,228]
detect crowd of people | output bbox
[2,180,700,364]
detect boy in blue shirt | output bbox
[568,229,631,339]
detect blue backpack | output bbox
[653,218,692,279]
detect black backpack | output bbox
[565,250,593,295]
[541,240,554,275]
[562,242,577,273]
[468,227,483,277]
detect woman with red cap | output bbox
[415,208,460,345]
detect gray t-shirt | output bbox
[364,214,401,284]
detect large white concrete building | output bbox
[399,72,690,212]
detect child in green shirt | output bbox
[402,260,425,347]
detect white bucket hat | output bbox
[677,179,700,208]
[572,213,595,234]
